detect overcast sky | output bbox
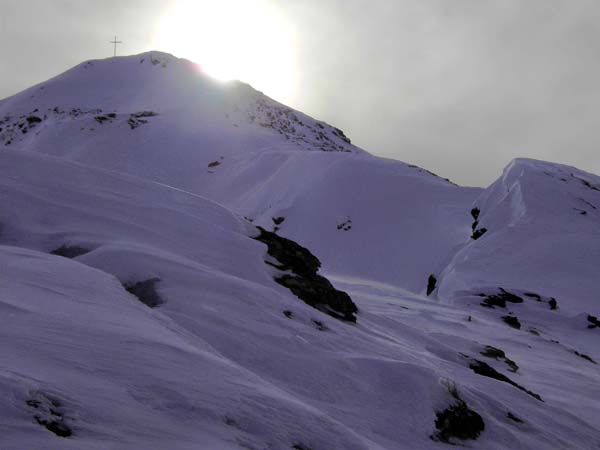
[2,0,600,186]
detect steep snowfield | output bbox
[1,53,599,449]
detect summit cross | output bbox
[109,36,122,57]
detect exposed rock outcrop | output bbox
[468,359,542,402]
[123,277,164,308]
[432,382,485,444]
[427,274,437,296]
[254,227,358,322]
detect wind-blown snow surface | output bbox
[0,53,599,449]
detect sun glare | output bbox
[152,0,298,104]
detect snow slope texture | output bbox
[1,53,599,449]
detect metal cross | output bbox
[109,36,123,57]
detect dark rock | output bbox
[336,219,352,231]
[127,112,157,130]
[502,315,521,329]
[480,345,519,372]
[432,400,484,443]
[471,228,488,240]
[587,314,600,329]
[572,173,600,192]
[272,216,285,225]
[480,288,523,308]
[311,319,328,331]
[223,416,239,428]
[507,412,523,423]
[36,417,72,437]
[254,227,320,277]
[132,111,158,118]
[283,310,293,319]
[254,227,357,322]
[498,288,524,303]
[107,113,116,118]
[277,274,356,322]
[332,127,351,144]
[573,350,597,364]
[480,346,505,359]
[470,207,480,229]
[292,444,314,450]
[468,359,542,401]
[123,278,164,308]
[27,394,72,438]
[504,358,519,373]
[50,245,90,258]
[127,117,144,129]
[427,274,437,296]
[207,160,221,168]
[516,289,561,315]
[26,115,42,125]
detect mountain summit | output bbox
[1,53,599,449]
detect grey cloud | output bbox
[276,0,600,185]
[2,0,600,185]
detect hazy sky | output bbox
[2,0,600,186]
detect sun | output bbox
[152,0,298,105]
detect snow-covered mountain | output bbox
[0,52,598,449]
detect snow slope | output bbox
[439,158,600,316]
[1,53,599,449]
[0,51,480,293]
[1,148,599,449]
